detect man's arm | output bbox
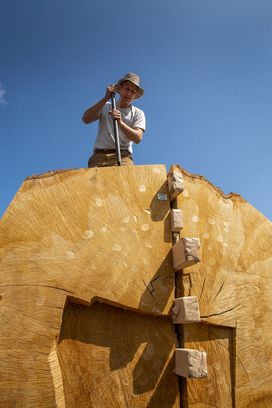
[110,109,144,144]
[82,85,115,124]
[118,122,143,144]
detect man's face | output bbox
[119,81,138,104]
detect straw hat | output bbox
[116,72,144,98]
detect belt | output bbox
[94,148,131,154]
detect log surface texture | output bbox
[0,165,179,407]
[1,163,272,407]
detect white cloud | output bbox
[0,82,7,107]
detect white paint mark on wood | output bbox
[95,197,103,207]
[192,215,199,223]
[152,167,162,174]
[100,225,108,232]
[223,221,230,232]
[121,376,129,386]
[66,251,76,259]
[146,342,154,356]
[36,295,46,306]
[139,184,146,192]
[145,242,153,249]
[203,232,209,239]
[85,230,94,239]
[141,224,150,232]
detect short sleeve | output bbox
[132,107,146,132]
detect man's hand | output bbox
[82,83,116,124]
[109,109,122,123]
[104,84,117,100]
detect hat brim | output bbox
[115,79,144,99]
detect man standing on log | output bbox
[82,73,146,167]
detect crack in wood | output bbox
[199,275,206,302]
[213,277,227,301]
[0,284,73,294]
[200,305,239,318]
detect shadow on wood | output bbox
[57,299,179,407]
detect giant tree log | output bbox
[0,164,271,407]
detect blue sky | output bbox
[1,0,271,220]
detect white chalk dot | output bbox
[66,251,76,259]
[85,230,94,239]
[192,215,199,223]
[145,242,152,249]
[113,244,121,251]
[36,295,46,306]
[223,221,230,233]
[141,224,150,231]
[121,376,129,386]
[139,184,146,192]
[95,197,103,207]
[152,167,162,174]
[146,342,154,356]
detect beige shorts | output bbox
[88,149,134,168]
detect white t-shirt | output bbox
[93,102,146,153]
